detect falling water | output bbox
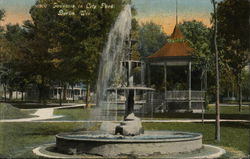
[94,5,132,120]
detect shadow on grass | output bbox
[144,112,250,120]
[220,122,250,129]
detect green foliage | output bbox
[216,0,249,100]
[138,22,167,57]
[0,9,4,21]
[212,0,250,109]
[0,24,30,100]
[217,0,249,50]
[27,0,125,88]
[1,0,126,102]
[131,18,140,60]
[0,9,4,33]
[179,20,212,69]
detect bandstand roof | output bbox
[145,25,193,66]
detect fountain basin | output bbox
[56,130,202,157]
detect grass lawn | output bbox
[53,107,92,120]
[145,105,250,120]
[0,122,98,158]
[0,121,248,158]
[0,103,249,158]
[0,103,36,119]
[206,105,249,115]
[53,105,250,121]
[143,122,250,156]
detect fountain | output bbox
[95,4,153,121]
[33,4,225,158]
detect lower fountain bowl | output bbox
[55,130,202,157]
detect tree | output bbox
[0,9,4,35]
[21,20,55,104]
[217,0,249,111]
[25,0,124,105]
[131,18,140,61]
[211,0,220,142]
[0,9,6,99]
[0,24,26,101]
[0,9,4,21]
[242,71,250,101]
[138,22,167,57]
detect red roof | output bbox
[148,25,193,59]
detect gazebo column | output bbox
[120,61,123,76]
[188,61,192,110]
[128,61,132,86]
[141,62,145,86]
[134,89,136,101]
[164,62,167,99]
[57,88,59,99]
[147,63,151,87]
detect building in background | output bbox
[0,83,87,101]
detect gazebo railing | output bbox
[144,90,206,114]
[150,91,205,101]
[166,91,205,100]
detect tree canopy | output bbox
[138,22,167,57]
[216,0,249,110]
[179,20,212,66]
[0,0,125,102]
[0,9,4,22]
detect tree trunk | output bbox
[38,76,46,105]
[85,83,90,108]
[232,82,235,98]
[9,89,13,100]
[63,84,67,102]
[38,87,42,103]
[59,89,62,106]
[212,0,220,142]
[38,86,44,104]
[238,77,242,112]
[21,91,24,101]
[4,84,7,102]
[57,82,61,106]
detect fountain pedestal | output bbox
[114,89,144,136]
[115,113,144,136]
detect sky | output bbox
[0,0,214,34]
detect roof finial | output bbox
[176,0,178,25]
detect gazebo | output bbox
[144,25,205,112]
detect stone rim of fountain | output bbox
[54,130,203,157]
[55,130,202,143]
[33,144,226,159]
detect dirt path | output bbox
[0,108,62,122]
[0,103,249,123]
[0,104,88,122]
